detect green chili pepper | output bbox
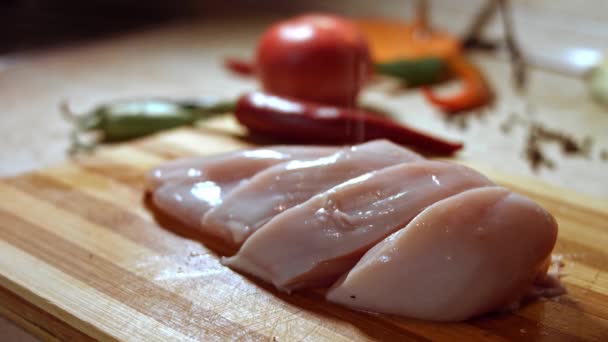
[376,57,447,87]
[63,98,236,154]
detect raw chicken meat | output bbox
[146,146,339,191]
[224,161,494,291]
[147,146,338,237]
[151,179,234,232]
[146,140,562,322]
[326,187,558,321]
[202,140,422,245]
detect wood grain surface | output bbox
[0,123,607,341]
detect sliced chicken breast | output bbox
[223,161,493,291]
[146,146,339,192]
[148,146,338,236]
[203,140,422,245]
[151,178,240,238]
[326,187,558,321]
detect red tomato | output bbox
[256,14,371,107]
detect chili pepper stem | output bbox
[68,130,100,156]
[61,100,104,131]
[62,101,104,155]
[60,101,77,121]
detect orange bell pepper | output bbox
[355,18,493,113]
[354,18,461,62]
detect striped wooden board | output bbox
[1,124,607,341]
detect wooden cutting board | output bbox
[0,124,607,342]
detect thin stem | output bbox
[68,131,97,156]
[60,100,76,121]
[462,0,499,49]
[415,0,430,31]
[498,0,527,91]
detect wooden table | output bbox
[1,1,607,340]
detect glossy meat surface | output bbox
[224,161,493,291]
[151,179,240,238]
[203,140,422,245]
[146,146,339,191]
[147,145,338,238]
[326,187,558,321]
[145,141,561,321]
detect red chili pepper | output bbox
[421,56,493,114]
[235,92,463,155]
[224,58,256,76]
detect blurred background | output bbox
[2,0,606,69]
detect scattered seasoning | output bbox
[444,113,470,131]
[442,107,491,131]
[523,122,592,171]
[582,138,593,158]
[499,112,527,134]
[350,295,357,299]
[524,128,554,171]
[498,111,594,171]
[531,124,592,157]
[473,109,489,124]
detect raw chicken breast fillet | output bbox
[146,146,339,191]
[147,145,338,238]
[202,140,422,245]
[224,161,494,291]
[145,141,562,321]
[326,187,558,321]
